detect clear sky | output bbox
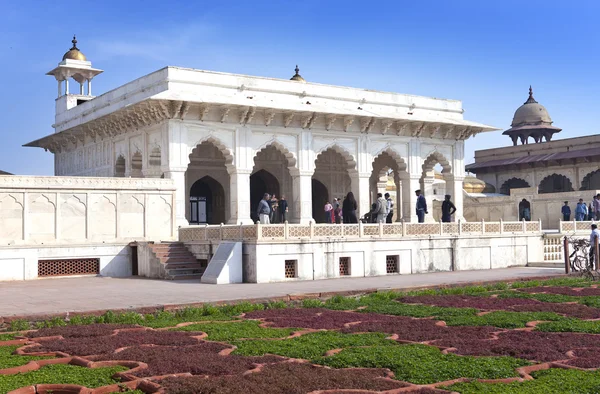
[1,0,598,175]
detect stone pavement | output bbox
[0,267,563,318]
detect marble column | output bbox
[164,169,188,227]
[405,176,422,222]
[351,173,371,219]
[228,169,252,224]
[422,176,436,222]
[292,171,313,224]
[445,175,465,221]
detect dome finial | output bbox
[290,65,306,82]
[525,85,537,104]
[71,35,78,50]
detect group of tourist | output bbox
[562,194,600,222]
[256,193,288,224]
[257,190,459,224]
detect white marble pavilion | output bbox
[26,38,497,228]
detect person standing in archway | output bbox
[415,190,428,223]
[257,193,271,224]
[324,201,333,223]
[441,195,457,223]
[376,193,388,223]
[269,195,278,223]
[342,192,358,223]
[562,201,571,222]
[385,193,394,223]
[279,195,288,223]
[576,199,588,221]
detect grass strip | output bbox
[172,320,295,341]
[0,364,127,393]
[315,344,529,385]
[443,311,565,329]
[536,318,600,334]
[232,331,397,359]
[447,368,600,394]
[0,345,52,370]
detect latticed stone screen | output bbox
[38,258,100,277]
[285,260,297,278]
[339,257,350,276]
[386,255,399,274]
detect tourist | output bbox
[415,190,428,223]
[324,201,333,223]
[562,201,571,222]
[269,195,279,223]
[589,203,595,222]
[519,199,531,221]
[279,195,288,223]
[590,224,600,269]
[369,202,379,223]
[385,193,394,223]
[342,192,358,223]
[257,193,271,224]
[376,193,388,223]
[576,199,588,221]
[334,199,342,224]
[596,194,600,220]
[441,195,457,223]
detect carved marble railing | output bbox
[179,220,542,242]
[560,220,599,234]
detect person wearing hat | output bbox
[561,201,571,222]
[441,194,457,223]
[415,189,428,223]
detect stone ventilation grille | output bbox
[285,260,297,278]
[386,255,399,274]
[38,258,100,277]
[339,257,350,276]
[544,237,563,263]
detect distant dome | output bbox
[463,176,495,194]
[290,65,306,82]
[62,35,87,61]
[511,87,552,127]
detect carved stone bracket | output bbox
[325,115,337,131]
[264,110,276,126]
[284,112,295,128]
[199,104,210,121]
[343,116,354,132]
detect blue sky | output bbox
[1,0,598,175]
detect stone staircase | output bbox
[148,242,206,280]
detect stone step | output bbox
[165,263,205,270]
[159,257,199,264]
[154,251,195,258]
[167,273,204,280]
[151,245,187,251]
[527,262,564,269]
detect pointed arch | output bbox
[581,169,600,191]
[500,177,530,195]
[315,144,357,174]
[422,151,452,174]
[255,140,298,176]
[189,135,234,169]
[538,174,574,194]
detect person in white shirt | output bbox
[590,224,600,269]
[384,193,394,223]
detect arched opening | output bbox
[519,199,532,221]
[115,155,126,177]
[581,170,600,191]
[311,179,329,223]
[314,147,355,220]
[500,178,530,195]
[420,152,452,222]
[186,140,231,224]
[370,150,408,222]
[189,176,225,224]
[251,144,295,223]
[538,174,574,194]
[250,169,280,223]
[131,151,143,178]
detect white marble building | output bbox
[26,40,496,228]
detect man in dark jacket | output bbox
[415,189,428,223]
[441,195,457,223]
[279,195,289,223]
[562,201,571,222]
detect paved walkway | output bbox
[0,267,563,318]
